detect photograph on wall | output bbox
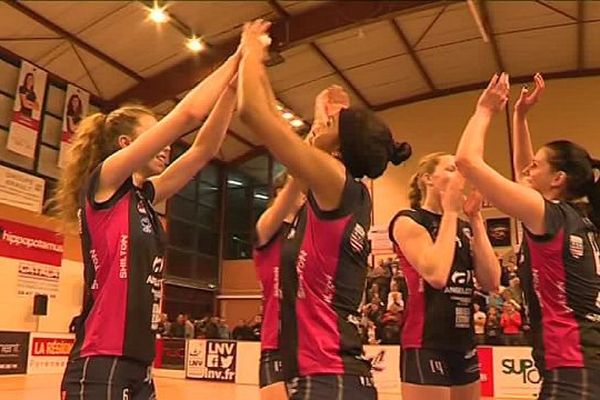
[59,84,90,168]
[7,61,47,159]
[486,217,512,247]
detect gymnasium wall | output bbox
[0,55,89,333]
[372,75,600,227]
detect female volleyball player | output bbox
[388,152,500,400]
[55,48,241,399]
[456,72,600,398]
[238,19,411,400]
[253,86,350,400]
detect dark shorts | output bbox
[539,368,600,399]
[61,356,155,400]
[259,350,285,388]
[286,374,377,400]
[400,348,480,387]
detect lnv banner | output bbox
[186,340,237,382]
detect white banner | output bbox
[58,84,90,168]
[0,165,45,213]
[7,61,47,158]
[17,261,60,298]
[27,332,74,374]
[493,346,541,398]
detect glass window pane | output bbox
[199,163,220,185]
[197,181,219,209]
[169,196,196,219]
[168,219,197,250]
[197,203,217,229]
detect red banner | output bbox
[31,337,74,357]
[478,346,495,397]
[0,219,64,266]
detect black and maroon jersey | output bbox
[280,174,372,379]
[253,222,291,352]
[69,164,165,365]
[519,200,600,371]
[389,208,476,352]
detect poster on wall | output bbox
[486,217,512,247]
[0,165,45,214]
[58,84,90,168]
[0,331,30,375]
[186,340,237,382]
[27,332,74,374]
[7,61,48,159]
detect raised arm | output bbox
[150,81,237,204]
[513,73,545,183]
[255,177,306,247]
[391,174,464,289]
[464,190,500,292]
[97,48,242,200]
[455,74,546,235]
[238,20,346,211]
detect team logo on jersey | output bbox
[350,223,367,253]
[462,227,473,242]
[569,235,584,259]
[140,217,153,234]
[137,200,147,215]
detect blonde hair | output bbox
[50,105,155,230]
[408,152,450,209]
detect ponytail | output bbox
[407,152,450,209]
[50,105,154,230]
[408,172,422,209]
[49,113,108,228]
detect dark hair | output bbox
[544,140,600,228]
[20,73,34,91]
[338,108,411,179]
[67,94,82,116]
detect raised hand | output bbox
[477,72,510,115]
[464,189,484,218]
[314,85,350,124]
[441,173,466,214]
[514,73,545,116]
[240,19,272,59]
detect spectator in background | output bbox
[501,288,521,312]
[380,302,403,344]
[488,291,504,310]
[392,264,409,302]
[218,318,230,339]
[501,302,523,345]
[183,314,195,339]
[250,314,262,341]
[367,282,380,304]
[508,276,523,306]
[387,282,404,311]
[157,313,171,337]
[205,316,220,339]
[473,303,487,345]
[370,259,391,302]
[171,314,186,338]
[486,306,501,345]
[232,319,247,340]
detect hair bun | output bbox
[390,141,412,166]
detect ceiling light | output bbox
[187,36,205,52]
[254,193,269,200]
[149,6,168,23]
[282,112,294,120]
[290,119,304,128]
[227,179,243,187]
